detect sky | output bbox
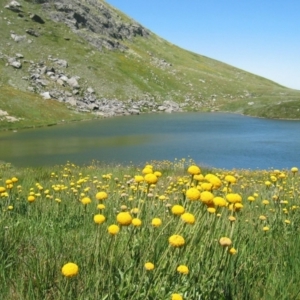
[105,0,300,90]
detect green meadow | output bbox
[1,159,300,299]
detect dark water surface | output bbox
[1,112,300,169]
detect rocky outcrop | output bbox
[41,0,149,51]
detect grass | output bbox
[1,159,300,299]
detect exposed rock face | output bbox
[41,0,150,50]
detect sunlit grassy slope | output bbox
[0,0,300,130]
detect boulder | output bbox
[40,92,51,99]
[30,14,45,24]
[67,77,79,88]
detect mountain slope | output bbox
[1,0,300,130]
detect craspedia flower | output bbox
[144,173,158,184]
[291,167,298,174]
[151,218,162,227]
[186,188,200,201]
[181,213,195,224]
[263,226,270,232]
[259,215,267,221]
[154,171,162,177]
[142,167,153,175]
[132,218,142,227]
[116,212,132,226]
[207,207,216,214]
[177,265,189,274]
[226,193,242,204]
[219,237,232,247]
[171,205,185,215]
[228,247,237,255]
[134,175,144,183]
[27,195,35,203]
[108,224,120,235]
[93,214,106,224]
[247,196,255,202]
[169,235,185,247]
[81,197,91,205]
[0,186,6,193]
[96,191,108,201]
[262,200,270,205]
[61,262,79,277]
[187,165,201,175]
[225,175,237,184]
[144,262,155,271]
[171,293,183,300]
[201,182,213,191]
[213,196,227,207]
[8,205,13,210]
[97,204,105,210]
[200,191,214,205]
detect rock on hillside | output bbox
[41,0,149,50]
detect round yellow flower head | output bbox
[134,175,144,183]
[200,182,213,191]
[285,220,291,224]
[219,237,232,247]
[97,204,105,210]
[96,191,108,201]
[171,205,185,215]
[171,293,183,300]
[11,177,18,183]
[200,191,214,205]
[186,188,200,201]
[225,175,237,184]
[263,226,270,232]
[151,218,162,227]
[259,215,267,221]
[169,235,185,247]
[144,262,155,271]
[187,165,201,175]
[213,196,227,207]
[81,197,91,205]
[177,265,189,274]
[291,167,298,173]
[247,196,255,202]
[8,205,13,210]
[0,186,6,193]
[228,247,237,255]
[93,214,106,224]
[228,216,236,222]
[154,171,162,177]
[27,195,35,203]
[116,212,132,226]
[61,262,79,277]
[108,224,120,235]
[265,181,272,187]
[132,218,142,227]
[142,167,153,175]
[144,173,158,184]
[193,174,204,181]
[226,193,242,204]
[208,175,222,189]
[262,200,270,205]
[181,213,195,225]
[207,207,216,214]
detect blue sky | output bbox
[105,0,300,90]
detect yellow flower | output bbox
[186,188,200,201]
[61,262,79,277]
[247,196,255,202]
[213,196,227,207]
[154,171,162,177]
[228,247,237,255]
[207,207,216,214]
[194,174,204,181]
[81,197,91,205]
[284,220,291,224]
[142,167,153,174]
[291,167,298,173]
[116,212,132,226]
[144,173,158,184]
[169,235,185,247]
[171,293,183,300]
[144,262,155,271]
[200,182,213,191]
[27,195,35,203]
[97,204,105,210]
[187,165,201,175]
[228,216,236,222]
[177,265,189,274]
[8,205,13,210]
[11,177,18,183]
[0,186,6,193]
[93,214,106,224]
[151,218,162,227]
[181,213,195,224]
[96,191,108,201]
[263,226,270,232]
[134,175,144,183]
[262,200,269,205]
[132,218,142,227]
[108,224,120,235]
[226,193,242,204]
[171,205,185,215]
[225,175,237,184]
[200,191,214,204]
[219,237,232,247]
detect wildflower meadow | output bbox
[1,159,300,299]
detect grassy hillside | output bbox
[0,0,300,131]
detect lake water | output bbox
[0,112,300,170]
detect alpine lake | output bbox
[1,112,300,170]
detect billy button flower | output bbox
[200,191,214,205]
[116,212,132,226]
[226,193,242,204]
[144,173,158,185]
[61,262,79,278]
[171,293,183,300]
[225,175,237,185]
[213,196,227,207]
[169,235,185,248]
[93,214,106,224]
[180,213,195,225]
[151,218,162,227]
[171,204,185,216]
[0,186,6,193]
[219,237,232,247]
[228,247,237,255]
[27,195,35,203]
[108,224,120,235]
[187,165,201,176]
[96,191,108,201]
[132,218,142,227]
[291,167,298,175]
[144,262,155,271]
[81,197,91,205]
[142,167,153,175]
[176,265,189,275]
[134,175,144,183]
[185,188,200,201]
